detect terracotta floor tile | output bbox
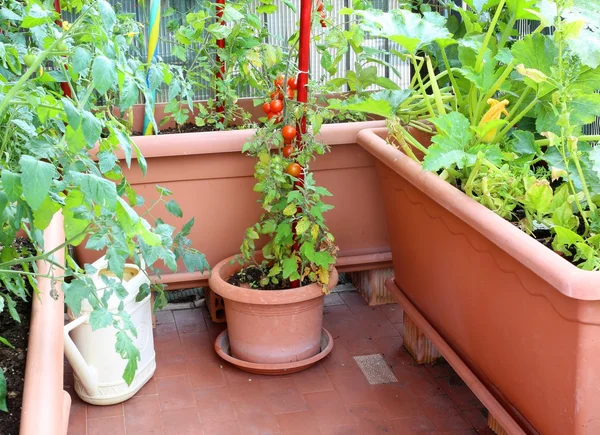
[155,353,188,378]
[417,395,473,432]
[179,331,215,360]
[347,402,395,434]
[155,322,179,339]
[88,415,125,435]
[326,368,377,405]
[404,374,445,397]
[391,416,437,434]
[156,375,196,410]
[393,322,404,336]
[161,407,202,435]
[228,378,265,401]
[124,395,163,433]
[378,304,404,324]
[276,410,320,435]
[358,310,399,339]
[201,420,242,435]
[86,403,123,420]
[154,328,183,359]
[233,397,280,434]
[303,390,352,427]
[461,408,488,431]
[128,428,165,435]
[425,361,456,379]
[318,424,361,434]
[194,386,237,423]
[321,339,357,373]
[156,310,175,325]
[436,375,483,411]
[174,308,207,334]
[292,363,333,394]
[137,378,158,396]
[337,327,380,356]
[373,383,425,420]
[438,430,478,434]
[186,357,226,390]
[260,378,308,414]
[340,292,375,314]
[67,404,87,435]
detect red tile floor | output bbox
[64,290,495,435]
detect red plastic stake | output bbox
[290,0,313,288]
[216,0,226,117]
[53,0,72,98]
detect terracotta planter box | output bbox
[19,212,71,435]
[74,120,392,289]
[357,128,600,435]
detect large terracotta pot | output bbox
[20,212,71,435]
[357,128,600,435]
[209,256,338,364]
[74,120,391,289]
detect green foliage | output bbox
[338,0,600,269]
[0,0,208,407]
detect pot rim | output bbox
[357,127,600,301]
[208,255,339,305]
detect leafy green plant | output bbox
[335,0,600,269]
[236,72,338,292]
[161,0,295,130]
[0,0,208,410]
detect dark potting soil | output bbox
[0,238,33,435]
[132,123,249,136]
[228,265,310,290]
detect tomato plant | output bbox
[270,99,283,113]
[262,102,271,114]
[282,125,297,141]
[282,145,294,158]
[286,163,302,177]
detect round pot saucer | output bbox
[214,328,334,375]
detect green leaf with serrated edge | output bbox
[136,221,162,246]
[282,257,298,279]
[2,170,22,202]
[134,143,147,176]
[136,283,151,302]
[33,196,60,230]
[82,111,102,147]
[182,250,208,273]
[300,242,316,262]
[180,218,194,237]
[423,112,474,172]
[511,34,557,95]
[329,97,394,118]
[62,98,81,129]
[72,173,117,209]
[98,0,116,33]
[64,190,89,246]
[283,203,296,216]
[569,93,600,126]
[524,179,553,215]
[120,77,139,111]
[92,56,117,94]
[0,368,7,412]
[296,216,311,235]
[72,47,92,74]
[89,308,113,331]
[552,226,585,256]
[552,202,578,230]
[165,200,183,218]
[2,294,19,322]
[268,264,282,277]
[356,9,454,54]
[66,125,87,153]
[510,130,540,156]
[115,330,140,385]
[63,279,92,317]
[459,50,501,91]
[98,151,118,173]
[19,155,55,211]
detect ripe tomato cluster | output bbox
[317,0,326,27]
[262,75,298,123]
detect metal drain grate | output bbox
[354,354,398,385]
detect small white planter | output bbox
[64,257,156,405]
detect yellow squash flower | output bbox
[479,98,509,143]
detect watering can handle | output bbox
[63,314,101,397]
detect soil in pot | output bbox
[0,238,33,435]
[227,265,310,290]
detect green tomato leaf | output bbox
[165,199,183,218]
[72,47,92,74]
[92,56,117,94]
[63,279,92,317]
[19,155,55,211]
[72,173,117,209]
[89,308,113,331]
[82,112,102,147]
[1,170,22,202]
[115,330,140,386]
[0,368,7,412]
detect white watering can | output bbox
[64,256,156,405]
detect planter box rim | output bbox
[357,127,600,301]
[108,120,385,160]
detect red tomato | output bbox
[274,74,284,88]
[320,10,326,18]
[287,77,297,90]
[282,145,294,158]
[270,90,284,100]
[270,99,283,113]
[286,88,295,99]
[286,163,302,177]
[282,125,297,141]
[262,102,271,114]
[317,0,324,12]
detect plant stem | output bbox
[440,48,462,108]
[494,97,538,141]
[411,57,436,119]
[425,56,446,116]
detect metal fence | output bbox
[76,1,598,135]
